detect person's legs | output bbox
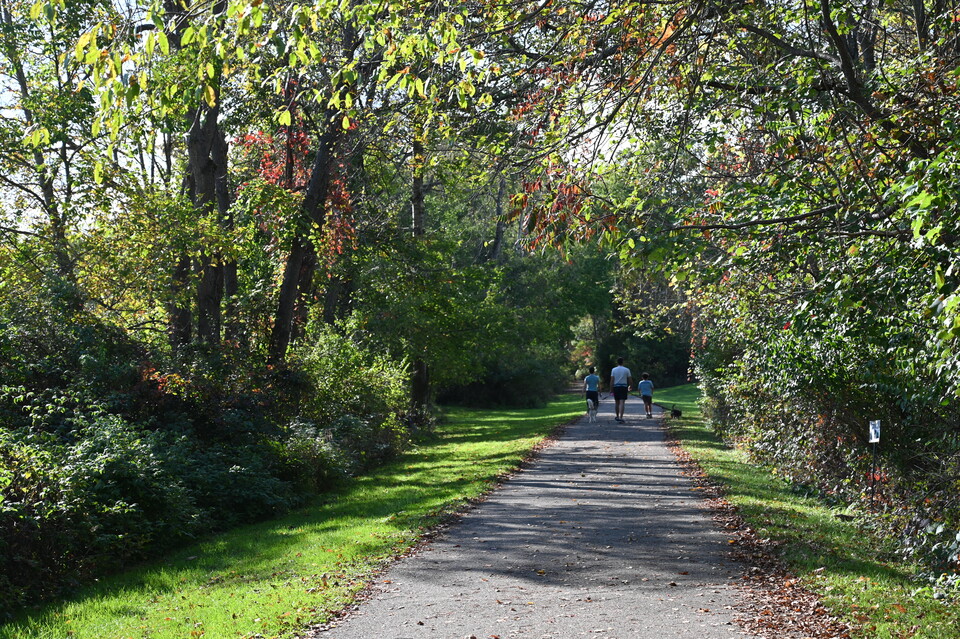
[613,386,627,421]
[613,386,627,422]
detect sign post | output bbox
[868,420,880,511]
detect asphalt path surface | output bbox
[311,395,751,639]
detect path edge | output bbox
[660,418,853,639]
[300,410,582,636]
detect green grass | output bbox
[1,395,583,639]
[657,384,960,639]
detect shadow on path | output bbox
[310,400,749,639]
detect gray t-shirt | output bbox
[611,365,631,387]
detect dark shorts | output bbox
[613,386,628,401]
[641,394,652,404]
[585,390,599,404]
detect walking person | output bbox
[637,372,655,419]
[609,357,632,423]
[583,366,600,407]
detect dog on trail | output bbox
[670,404,682,419]
[586,398,599,423]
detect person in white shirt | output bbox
[608,357,633,423]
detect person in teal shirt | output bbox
[637,372,654,418]
[583,366,600,409]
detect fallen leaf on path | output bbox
[662,425,852,639]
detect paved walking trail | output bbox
[311,396,751,639]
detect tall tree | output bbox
[0,0,109,295]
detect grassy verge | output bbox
[1,395,583,639]
[656,384,959,639]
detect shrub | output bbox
[272,419,346,493]
[0,413,302,616]
[694,317,960,580]
[292,328,411,470]
[438,354,567,408]
[0,288,416,616]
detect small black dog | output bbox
[670,404,682,419]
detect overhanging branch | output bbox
[668,204,841,232]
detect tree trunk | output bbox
[322,276,352,325]
[409,129,430,418]
[214,123,240,344]
[168,254,192,350]
[411,136,426,237]
[292,251,318,343]
[489,175,507,262]
[269,111,341,363]
[270,237,311,362]
[912,0,928,50]
[411,357,430,420]
[187,103,224,346]
[269,19,359,363]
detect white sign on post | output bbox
[869,420,880,443]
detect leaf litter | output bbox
[663,426,852,639]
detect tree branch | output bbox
[668,204,841,232]
[0,224,40,238]
[737,22,840,65]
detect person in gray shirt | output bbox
[609,357,632,423]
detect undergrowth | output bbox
[0,395,582,639]
[657,383,959,639]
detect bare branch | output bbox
[737,22,840,65]
[668,205,841,232]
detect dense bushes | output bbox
[0,296,412,617]
[290,329,411,473]
[694,302,960,580]
[437,353,569,408]
[0,411,299,614]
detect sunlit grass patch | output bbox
[657,384,959,638]
[1,395,582,639]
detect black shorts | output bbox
[641,394,652,404]
[613,386,628,401]
[585,390,599,404]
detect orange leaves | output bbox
[236,127,313,190]
[510,192,528,221]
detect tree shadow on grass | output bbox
[2,406,575,636]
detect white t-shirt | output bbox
[611,365,631,387]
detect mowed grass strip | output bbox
[2,396,583,639]
[657,384,959,639]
